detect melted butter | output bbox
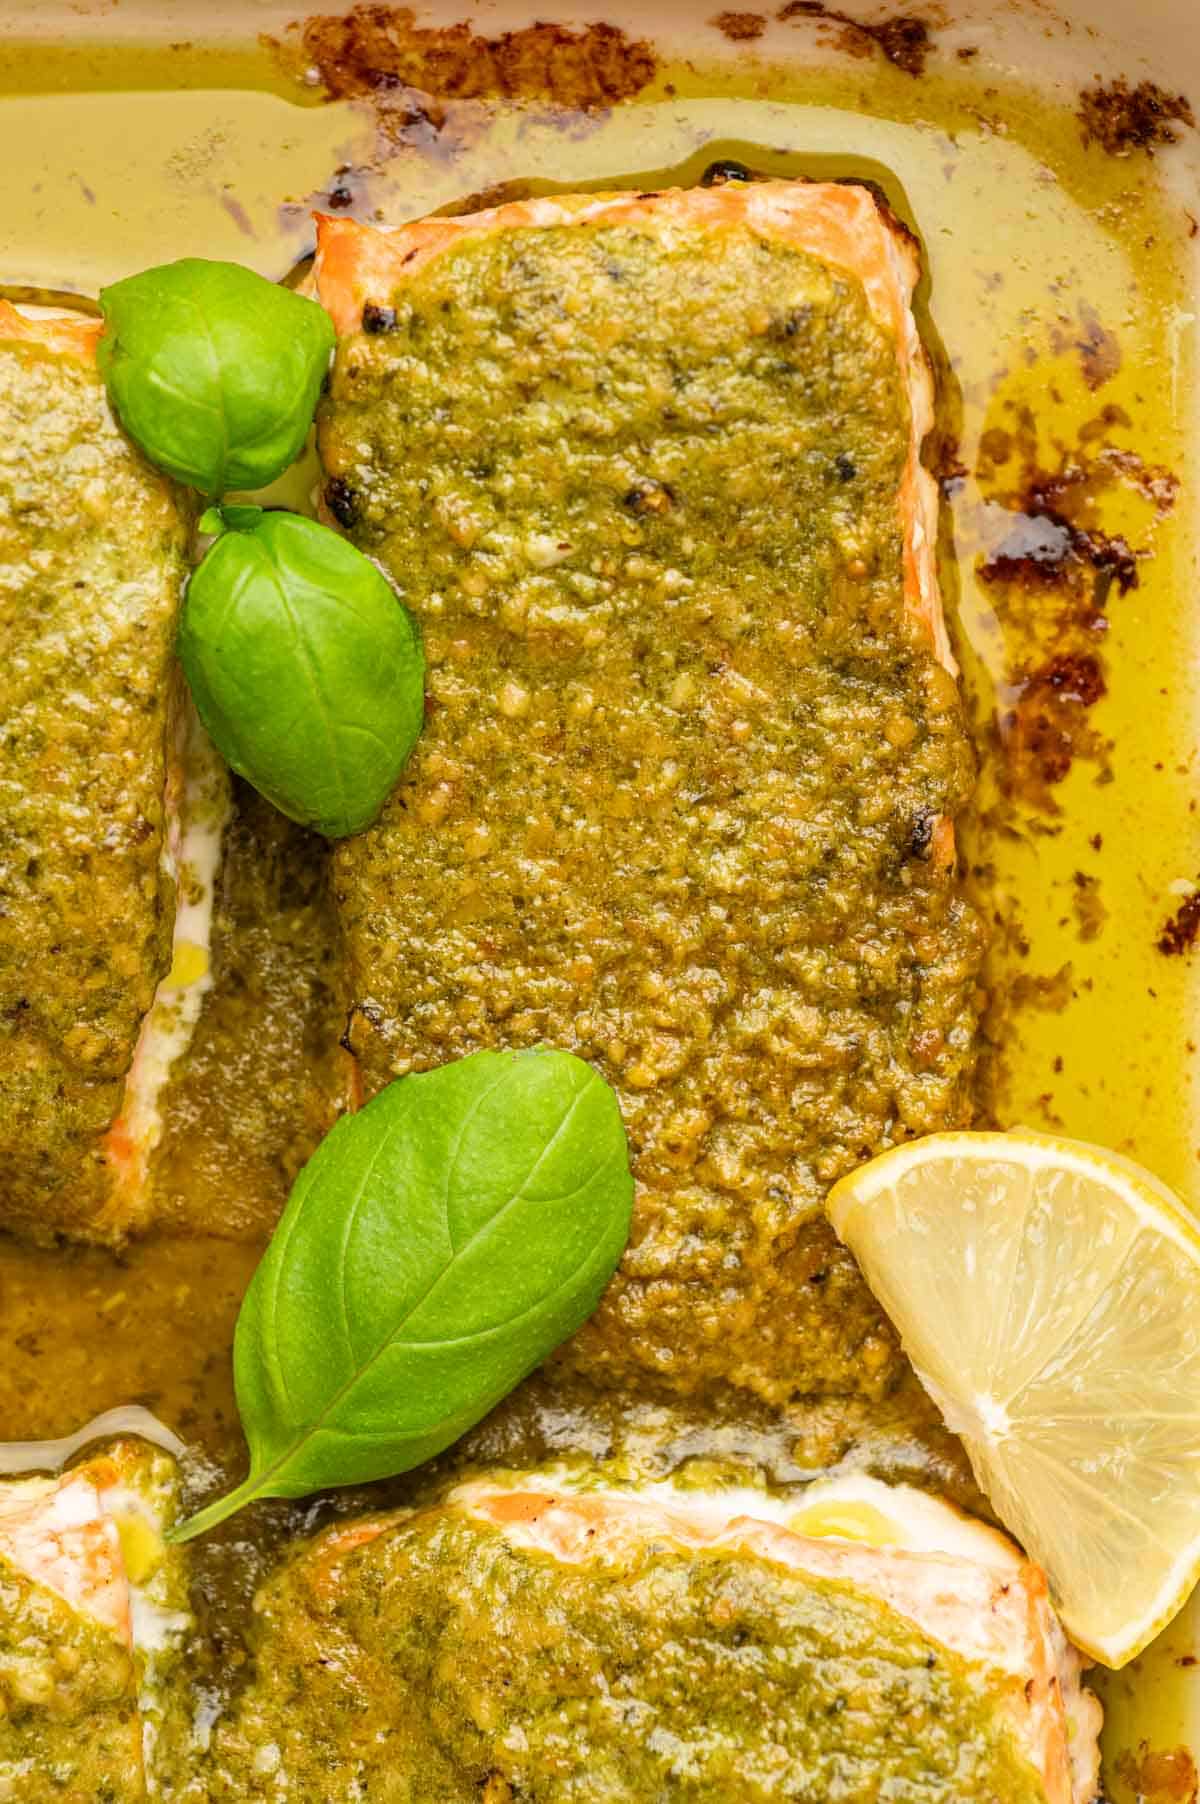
[0,25,1195,1786]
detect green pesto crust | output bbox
[0,1555,142,1803]
[0,335,189,1238]
[206,1506,1047,1802]
[321,216,983,1404]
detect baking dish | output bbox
[0,0,1194,1793]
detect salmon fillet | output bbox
[460,1477,1101,1804]
[0,1440,189,1802]
[0,1466,132,1643]
[315,181,984,1405]
[0,304,348,1245]
[316,183,954,676]
[207,1471,1100,1801]
[0,304,214,1242]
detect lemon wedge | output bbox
[826,1129,1200,1668]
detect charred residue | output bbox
[711,11,768,40]
[271,5,658,112]
[1078,78,1195,157]
[623,479,676,515]
[324,477,360,529]
[906,807,936,861]
[972,400,1178,813]
[362,301,398,334]
[700,158,757,187]
[776,2,933,77]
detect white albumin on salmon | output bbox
[102,693,231,1229]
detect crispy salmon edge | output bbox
[0,299,103,362]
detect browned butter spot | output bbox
[998,654,1108,811]
[1009,965,1075,1015]
[1070,869,1107,942]
[1078,78,1195,157]
[711,10,768,40]
[1159,888,1200,959]
[974,400,1177,813]
[272,4,657,108]
[1115,1745,1199,1804]
[1049,302,1121,392]
[776,1,933,76]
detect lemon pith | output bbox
[826,1130,1200,1669]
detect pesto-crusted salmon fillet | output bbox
[0,304,200,1242]
[0,1438,190,1802]
[315,182,984,1405]
[205,1471,1099,1802]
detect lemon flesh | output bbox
[827,1130,1200,1669]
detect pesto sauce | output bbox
[205,1508,1048,1802]
[0,336,189,1240]
[322,218,983,1407]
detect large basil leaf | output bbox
[171,1050,633,1541]
[179,508,424,839]
[98,258,334,495]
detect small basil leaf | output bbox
[97,259,334,495]
[170,1050,633,1542]
[179,510,424,839]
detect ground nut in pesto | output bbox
[317,192,985,1407]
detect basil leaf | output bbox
[171,1050,633,1542]
[179,509,424,839]
[97,258,334,495]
